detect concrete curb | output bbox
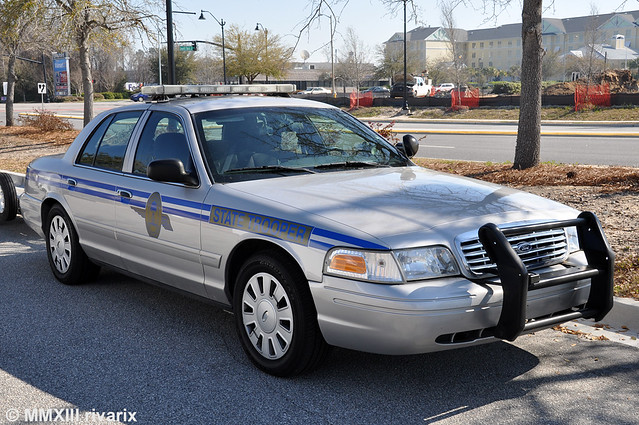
[365,117,639,127]
[572,296,639,348]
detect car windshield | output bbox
[194,106,409,182]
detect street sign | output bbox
[37,83,46,94]
[178,42,197,51]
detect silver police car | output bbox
[18,84,614,376]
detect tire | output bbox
[233,253,329,376]
[0,173,18,223]
[45,204,100,285]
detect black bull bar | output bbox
[477,211,614,341]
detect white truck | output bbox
[411,76,433,97]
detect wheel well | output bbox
[224,239,305,304]
[40,198,61,233]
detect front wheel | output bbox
[45,204,100,285]
[233,253,328,376]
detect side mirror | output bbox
[397,134,419,158]
[148,159,198,186]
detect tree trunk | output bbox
[5,55,16,127]
[513,0,543,170]
[78,36,94,127]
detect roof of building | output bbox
[466,23,521,41]
[569,44,639,61]
[398,10,639,43]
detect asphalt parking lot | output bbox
[1,218,638,425]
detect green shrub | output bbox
[102,92,115,99]
[491,81,521,95]
[93,93,104,100]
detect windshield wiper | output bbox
[314,161,387,170]
[225,165,317,174]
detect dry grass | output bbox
[352,106,639,121]
[414,159,639,192]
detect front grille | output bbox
[459,228,569,275]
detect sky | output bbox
[165,0,639,61]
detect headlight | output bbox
[325,249,403,283]
[566,226,580,253]
[394,246,459,280]
[324,246,460,283]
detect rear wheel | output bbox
[0,173,18,223]
[45,204,100,285]
[233,253,329,376]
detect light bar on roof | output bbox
[141,84,296,96]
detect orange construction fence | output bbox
[574,83,611,111]
[349,91,374,109]
[450,88,480,110]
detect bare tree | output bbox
[583,3,602,84]
[51,0,158,126]
[0,0,45,126]
[440,0,468,105]
[337,27,372,100]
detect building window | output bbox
[472,62,476,67]
[489,41,494,47]
[480,42,484,48]
[508,40,513,46]
[310,64,315,69]
[489,61,493,67]
[472,42,476,48]
[498,40,502,46]
[472,52,476,58]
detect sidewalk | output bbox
[571,297,639,348]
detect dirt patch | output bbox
[0,126,77,172]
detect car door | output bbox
[114,110,208,297]
[69,110,144,268]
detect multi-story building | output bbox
[385,9,639,78]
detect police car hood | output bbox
[229,166,578,248]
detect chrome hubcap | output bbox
[0,186,5,214]
[49,215,71,274]
[241,272,293,360]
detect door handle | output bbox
[117,189,132,199]
[67,178,77,187]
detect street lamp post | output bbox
[255,22,268,82]
[199,10,227,85]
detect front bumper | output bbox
[309,212,614,355]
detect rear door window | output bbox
[77,111,143,171]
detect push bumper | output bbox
[309,211,613,355]
[477,211,614,341]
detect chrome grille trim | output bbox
[459,227,569,275]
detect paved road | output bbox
[1,217,638,425]
[0,101,131,129]
[410,133,639,166]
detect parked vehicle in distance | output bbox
[390,82,414,98]
[130,92,149,102]
[435,83,455,93]
[362,86,390,98]
[298,87,332,95]
[411,77,433,97]
[8,84,614,377]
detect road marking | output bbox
[391,128,639,137]
[421,145,455,149]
